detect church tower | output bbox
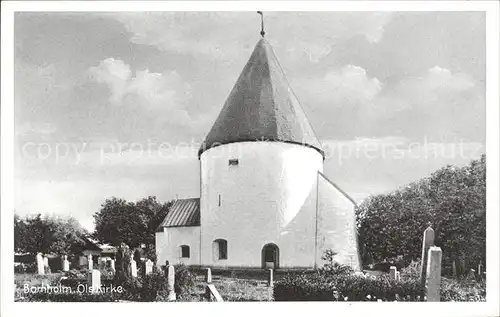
[198,36,326,268]
[156,18,361,271]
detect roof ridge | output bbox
[264,39,322,146]
[318,171,357,206]
[262,39,281,140]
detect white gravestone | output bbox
[130,259,137,277]
[88,269,101,293]
[36,253,45,275]
[43,256,49,273]
[420,226,435,286]
[78,255,85,267]
[87,254,93,270]
[62,255,70,272]
[167,265,176,301]
[205,268,212,283]
[110,259,115,271]
[268,269,274,287]
[425,246,442,302]
[145,260,153,275]
[389,266,397,280]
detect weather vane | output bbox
[257,11,265,37]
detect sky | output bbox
[14,12,486,231]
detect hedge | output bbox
[273,271,424,301]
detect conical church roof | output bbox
[198,38,324,158]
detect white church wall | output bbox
[200,141,323,268]
[155,226,201,266]
[316,172,361,271]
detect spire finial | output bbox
[257,11,265,37]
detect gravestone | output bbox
[87,254,93,270]
[43,256,50,273]
[167,265,176,301]
[130,259,137,277]
[478,262,483,277]
[420,225,435,287]
[110,259,115,271]
[88,269,101,293]
[425,246,442,302]
[36,253,45,275]
[145,259,153,275]
[62,255,70,272]
[389,266,397,280]
[395,271,401,281]
[205,284,224,302]
[268,268,274,287]
[205,268,212,283]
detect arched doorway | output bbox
[261,243,279,269]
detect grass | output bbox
[14,268,486,302]
[213,278,272,301]
[15,272,64,302]
[15,272,63,288]
[179,273,273,301]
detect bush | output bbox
[319,250,354,277]
[174,264,195,296]
[440,278,486,302]
[400,260,422,280]
[273,271,424,301]
[140,270,168,301]
[115,275,143,301]
[64,269,88,279]
[100,266,115,280]
[274,272,336,301]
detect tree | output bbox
[93,196,172,250]
[356,155,486,275]
[14,213,87,255]
[49,216,88,255]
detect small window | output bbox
[180,245,190,258]
[213,239,228,260]
[229,159,239,166]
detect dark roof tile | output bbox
[158,198,200,228]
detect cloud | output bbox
[323,65,383,105]
[109,12,394,63]
[88,58,131,103]
[88,58,194,126]
[387,66,481,138]
[321,136,485,204]
[16,122,57,136]
[296,63,481,141]
[425,66,475,91]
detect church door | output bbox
[261,243,279,269]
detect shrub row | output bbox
[273,271,424,301]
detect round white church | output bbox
[155,35,361,271]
